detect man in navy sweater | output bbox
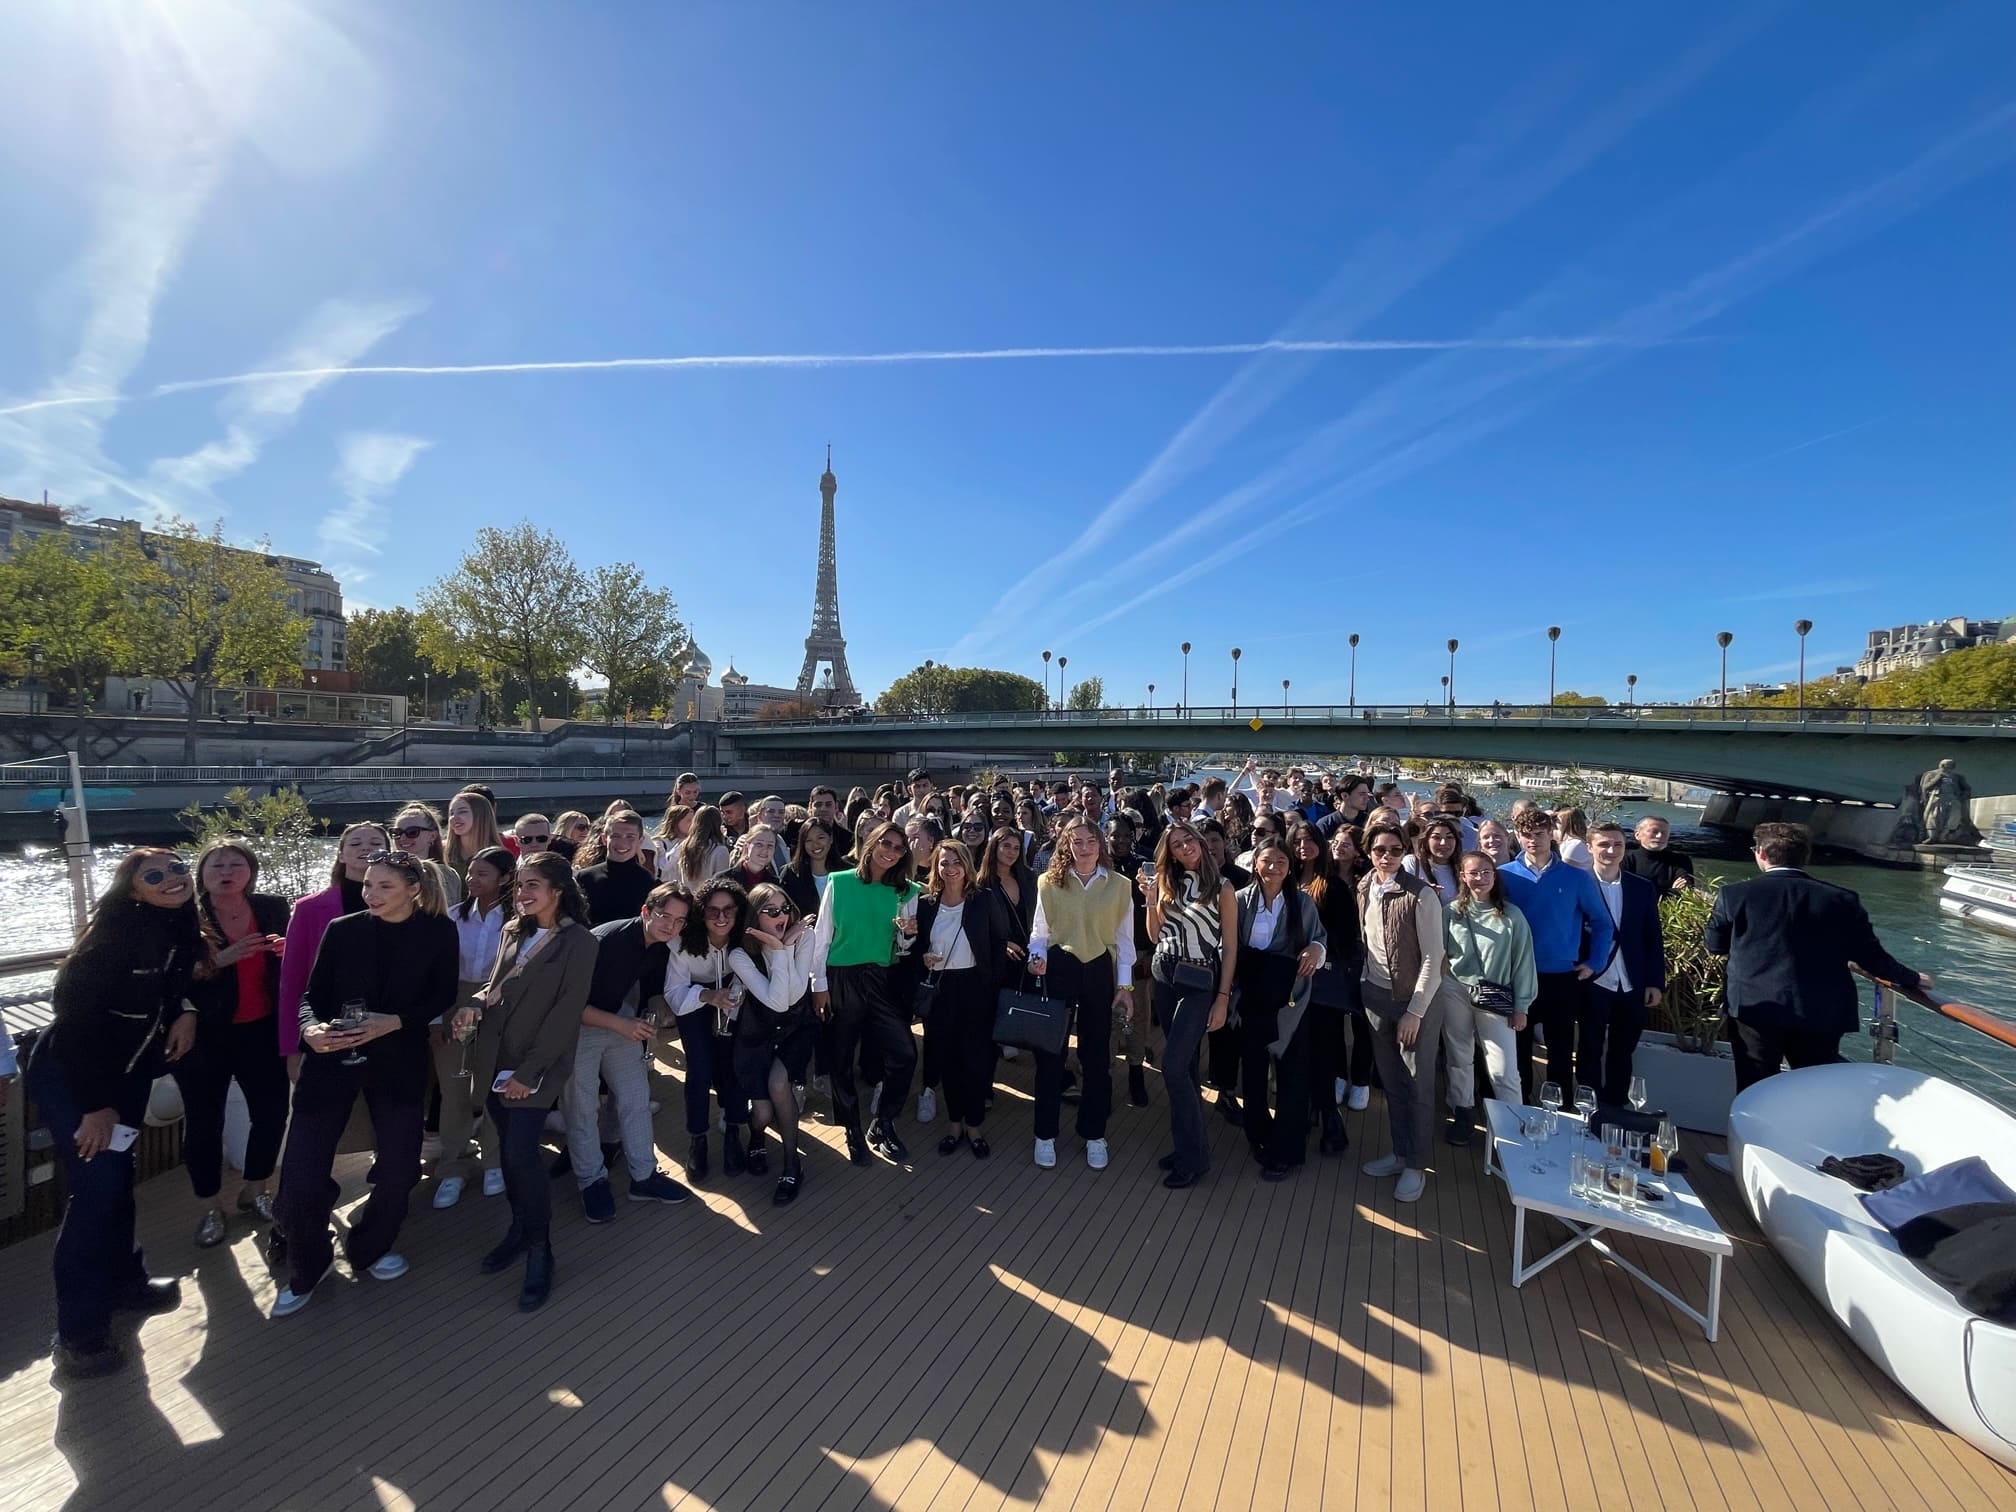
[1499,808,1614,1100]
[1585,822,1667,1106]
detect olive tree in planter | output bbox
[1631,883,1738,1134]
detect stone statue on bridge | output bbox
[1915,758,1980,846]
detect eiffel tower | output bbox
[794,447,859,705]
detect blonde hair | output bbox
[446,789,506,874]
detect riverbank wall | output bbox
[1701,792,2014,868]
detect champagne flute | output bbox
[638,1006,660,1066]
[1575,1084,1598,1141]
[1539,1081,1563,1118]
[454,1008,477,1083]
[1628,1074,1649,1113]
[337,998,370,1068]
[1651,1118,1677,1177]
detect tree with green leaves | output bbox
[344,605,471,712]
[876,664,1045,717]
[0,532,128,724]
[574,562,690,721]
[1066,675,1106,711]
[417,523,585,724]
[115,519,307,761]
[1551,690,1608,707]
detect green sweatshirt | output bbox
[1442,900,1540,1014]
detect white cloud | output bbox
[321,432,430,582]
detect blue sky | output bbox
[2,1,2012,708]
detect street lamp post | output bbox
[1147,682,1155,712]
[1282,677,1290,714]
[1794,619,1813,716]
[1716,631,1734,709]
[1056,655,1068,711]
[1230,647,1241,715]
[1627,673,1637,707]
[1180,642,1190,716]
[1547,625,1561,707]
[1446,638,1459,707]
[1042,650,1052,712]
[1347,633,1359,709]
[1440,674,1449,711]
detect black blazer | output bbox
[911,889,1017,988]
[1592,871,1666,996]
[188,892,292,1041]
[300,910,460,1096]
[1704,867,1920,1035]
[780,863,827,922]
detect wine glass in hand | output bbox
[338,999,370,1068]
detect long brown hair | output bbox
[678,805,727,885]
[501,851,589,941]
[928,838,976,901]
[853,821,915,889]
[329,822,390,888]
[1285,820,1332,909]
[445,789,506,874]
[1148,820,1219,909]
[1452,850,1508,915]
[1044,815,1111,886]
[72,847,201,961]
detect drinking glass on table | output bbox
[1575,1085,1598,1134]
[1526,1109,1556,1174]
[1628,1074,1649,1113]
[1651,1118,1678,1177]
[1539,1081,1563,1117]
[1602,1123,1626,1164]
[337,998,370,1067]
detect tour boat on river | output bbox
[1938,817,2016,936]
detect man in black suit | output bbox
[1585,822,1667,1106]
[1704,821,1929,1091]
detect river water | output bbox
[4,791,2013,1112]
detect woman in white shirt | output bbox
[734,883,818,1203]
[663,876,757,1182]
[431,846,513,1207]
[1401,816,1463,903]
[1553,807,1593,870]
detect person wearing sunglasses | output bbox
[1355,823,1445,1203]
[733,883,820,1202]
[512,813,554,856]
[809,820,922,1166]
[391,801,464,908]
[548,811,592,863]
[663,879,759,1181]
[27,848,202,1377]
[174,840,291,1249]
[907,841,1016,1161]
[272,850,458,1318]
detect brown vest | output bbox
[1357,869,1428,1014]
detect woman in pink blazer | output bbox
[278,823,388,1065]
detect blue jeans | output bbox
[1156,981,1214,1177]
[28,1049,150,1345]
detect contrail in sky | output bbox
[0,333,1665,417]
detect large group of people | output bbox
[20,759,1927,1381]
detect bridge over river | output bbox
[726,703,2016,805]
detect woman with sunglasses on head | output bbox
[445,789,507,881]
[175,841,290,1249]
[391,801,464,908]
[27,849,201,1377]
[272,849,458,1317]
[1233,836,1328,1181]
[733,883,820,1201]
[1355,823,1445,1203]
[1141,822,1239,1189]
[809,821,921,1166]
[448,853,596,1310]
[664,879,759,1181]
[1026,816,1135,1171]
[430,845,514,1209]
[905,841,1015,1156]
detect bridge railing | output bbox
[733,702,2016,733]
[0,762,830,789]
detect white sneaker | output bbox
[1362,1153,1405,1177]
[431,1176,465,1210]
[1000,1045,1021,1061]
[1034,1138,1057,1169]
[367,1253,409,1281]
[916,1087,937,1124]
[1394,1169,1427,1202]
[482,1168,506,1198]
[1085,1138,1109,1171]
[271,1259,334,1319]
[1347,1084,1372,1112]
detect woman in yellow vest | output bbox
[1027,816,1136,1171]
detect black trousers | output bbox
[1033,951,1115,1142]
[1348,1007,1378,1086]
[827,963,915,1130]
[488,1095,554,1245]
[28,1049,150,1345]
[927,967,997,1128]
[1242,1006,1314,1166]
[172,1017,291,1199]
[675,1013,748,1136]
[277,1060,422,1293]
[1582,985,1650,1107]
[1729,1018,1843,1092]
[1517,971,1591,1100]
[1310,1005,1351,1110]
[1206,1018,1243,1094]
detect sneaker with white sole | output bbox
[1362,1153,1406,1177]
[1394,1169,1427,1202]
[916,1087,936,1124]
[482,1168,506,1198]
[1347,1084,1372,1112]
[431,1176,466,1210]
[1034,1137,1057,1169]
[271,1258,334,1319]
[367,1253,409,1281]
[1085,1138,1109,1171]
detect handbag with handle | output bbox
[993,972,1072,1058]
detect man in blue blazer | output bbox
[1705,822,1929,1091]
[1585,823,1667,1106]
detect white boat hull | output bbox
[1729,1063,2016,1469]
[1939,866,2016,937]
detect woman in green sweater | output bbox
[810,821,921,1166]
[1442,850,1538,1109]
[1028,816,1135,1172]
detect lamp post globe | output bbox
[1794,619,1814,716]
[1716,631,1734,709]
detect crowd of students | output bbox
[24,760,1709,1380]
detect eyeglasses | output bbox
[366,851,423,871]
[139,861,190,885]
[394,824,437,839]
[703,904,739,920]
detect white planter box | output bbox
[1632,1030,1737,1136]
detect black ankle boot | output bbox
[1320,1108,1348,1155]
[1128,1065,1150,1107]
[845,1126,872,1166]
[871,1117,909,1162]
[1444,1107,1475,1147]
[686,1136,709,1182]
[744,1132,769,1175]
[519,1245,554,1312]
[481,1225,527,1274]
[722,1126,747,1176]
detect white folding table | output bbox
[1484,1099,1733,1340]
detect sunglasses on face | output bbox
[874,836,906,852]
[1369,845,1404,857]
[520,832,552,844]
[394,824,436,839]
[756,904,790,918]
[703,904,739,920]
[139,861,191,885]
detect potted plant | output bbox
[1632,883,1738,1133]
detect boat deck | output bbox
[4,1047,2014,1512]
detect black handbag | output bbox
[1469,979,1516,1014]
[910,972,940,1024]
[993,974,1072,1057]
[1309,963,1355,1009]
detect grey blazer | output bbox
[470,920,598,1109]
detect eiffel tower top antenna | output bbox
[796,449,858,705]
